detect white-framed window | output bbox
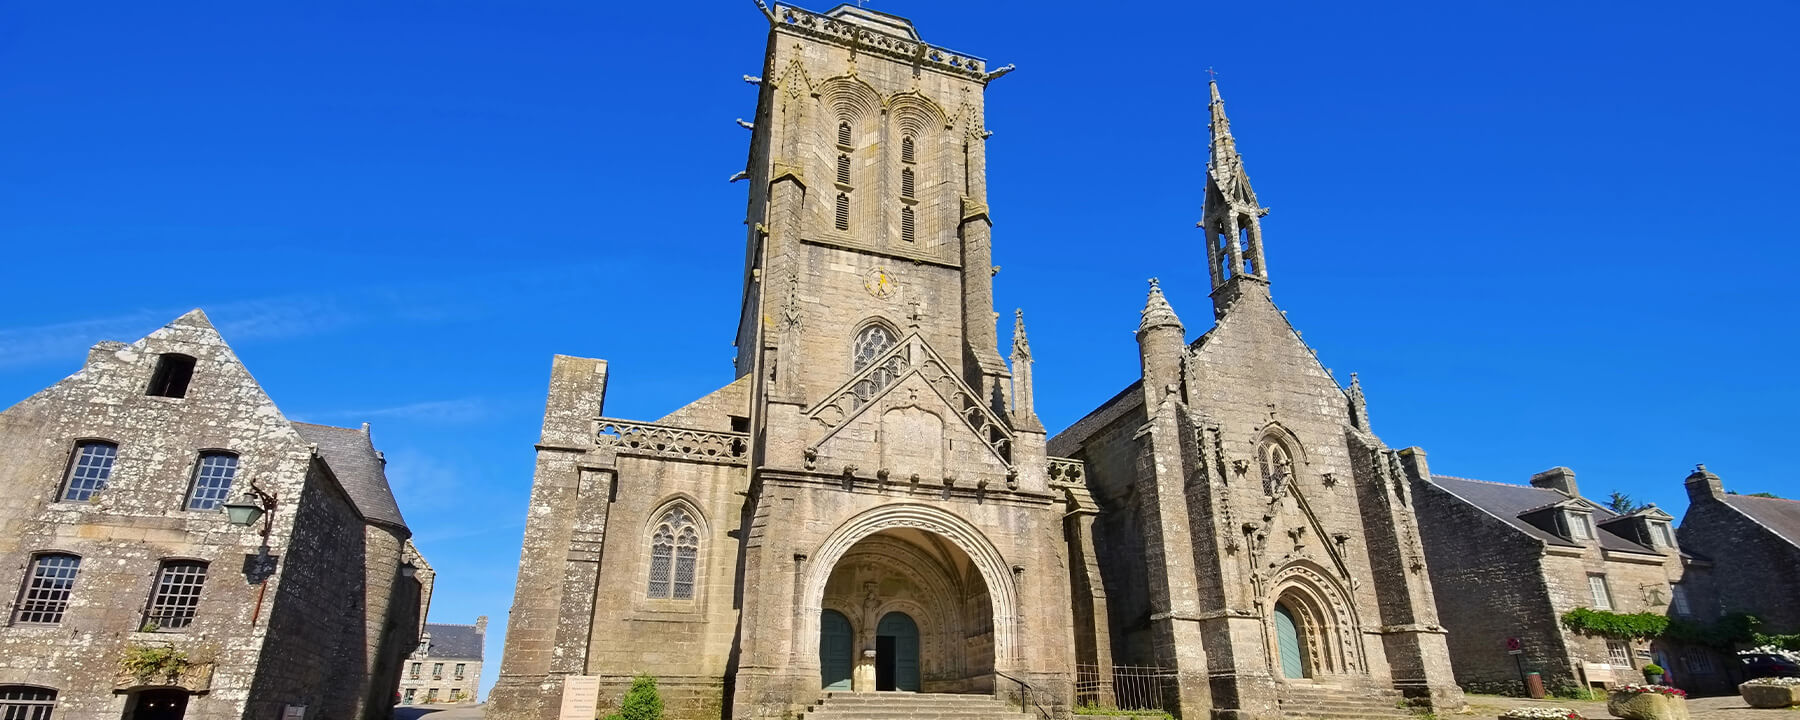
[1607,640,1631,666]
[1671,584,1691,616]
[1589,574,1613,610]
[647,507,700,600]
[1568,511,1593,540]
[432,662,443,679]
[1653,521,1675,547]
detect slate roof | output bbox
[1429,475,1659,554]
[1724,494,1800,549]
[423,623,484,660]
[292,422,408,531]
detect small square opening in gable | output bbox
[147,353,197,398]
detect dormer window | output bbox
[1651,521,1675,547]
[1566,510,1593,540]
[147,353,196,398]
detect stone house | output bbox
[1677,465,1800,637]
[1411,467,1728,694]
[0,310,428,720]
[400,617,487,705]
[490,4,1464,720]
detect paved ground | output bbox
[1461,693,1786,720]
[394,703,487,720]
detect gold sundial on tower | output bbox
[864,267,896,299]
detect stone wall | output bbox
[1679,472,1800,634]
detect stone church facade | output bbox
[491,4,1461,720]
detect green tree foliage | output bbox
[619,674,664,720]
[1606,491,1647,515]
[1746,491,1783,499]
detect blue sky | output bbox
[3,0,1797,701]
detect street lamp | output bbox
[220,480,278,555]
[399,562,418,579]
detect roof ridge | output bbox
[1732,492,1800,505]
[1433,474,1528,488]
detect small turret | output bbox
[1137,278,1186,405]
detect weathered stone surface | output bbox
[0,310,425,719]
[1607,691,1688,720]
[1738,683,1799,709]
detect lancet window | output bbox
[647,507,700,600]
[852,324,896,372]
[1258,437,1294,496]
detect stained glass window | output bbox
[852,325,896,372]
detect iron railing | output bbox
[1075,663,1176,712]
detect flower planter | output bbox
[1739,682,1800,709]
[1607,688,1688,720]
[1499,707,1585,720]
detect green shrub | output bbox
[1641,663,1664,676]
[620,674,663,720]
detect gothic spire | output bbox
[1138,278,1184,334]
[1201,77,1271,300]
[1010,309,1042,431]
[1011,309,1032,361]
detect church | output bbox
[489,4,1465,719]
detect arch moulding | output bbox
[796,503,1019,669]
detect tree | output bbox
[1607,491,1647,515]
[609,674,663,720]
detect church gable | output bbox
[1187,288,1350,429]
[806,332,1012,478]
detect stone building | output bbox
[0,310,428,720]
[400,617,487,705]
[491,4,1467,720]
[1678,465,1800,637]
[1411,468,1727,694]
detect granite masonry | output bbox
[400,617,487,705]
[489,4,1464,720]
[0,310,428,720]
[1412,468,1729,695]
[1677,466,1800,638]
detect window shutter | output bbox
[900,207,915,243]
[901,168,915,198]
[836,154,852,186]
[835,194,850,231]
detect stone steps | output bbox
[800,691,1020,720]
[1277,683,1413,720]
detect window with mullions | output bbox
[647,507,700,600]
[12,554,80,625]
[0,686,56,720]
[145,560,207,630]
[1257,438,1294,496]
[61,442,117,503]
[185,453,238,511]
[852,324,896,372]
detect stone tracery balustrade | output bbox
[809,334,1013,464]
[595,418,749,465]
[773,4,987,79]
[1047,457,1086,488]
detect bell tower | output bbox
[1199,79,1273,318]
[734,3,1017,463]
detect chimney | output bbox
[1684,464,1724,503]
[1530,467,1578,497]
[475,615,488,635]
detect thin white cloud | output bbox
[0,310,172,369]
[309,398,490,424]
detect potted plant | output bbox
[1738,677,1800,708]
[1607,684,1688,720]
[1641,663,1664,684]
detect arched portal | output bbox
[798,504,1018,695]
[1273,602,1308,679]
[814,522,999,693]
[821,610,855,690]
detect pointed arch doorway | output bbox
[1274,602,1307,679]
